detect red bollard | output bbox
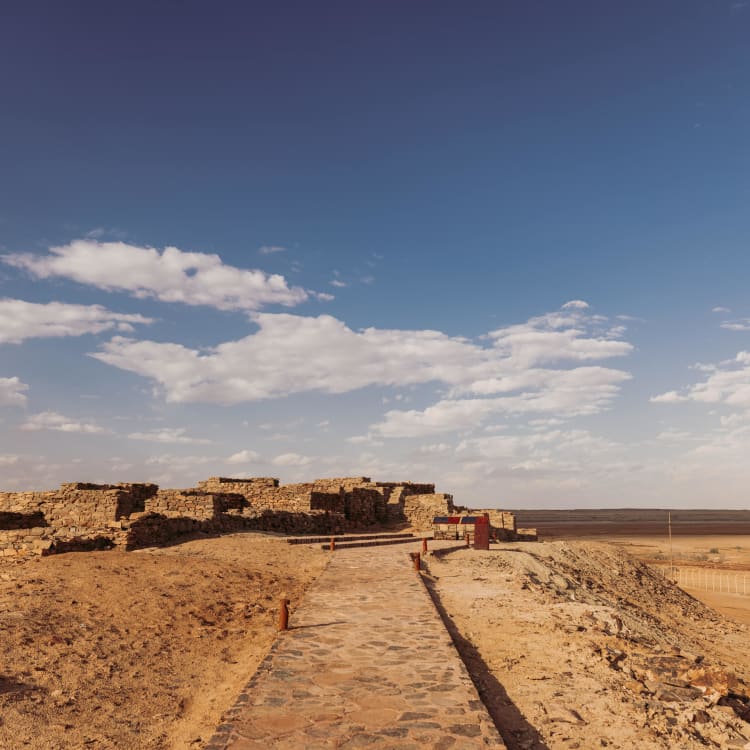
[411,551,421,572]
[422,537,428,554]
[330,537,336,551]
[278,598,290,631]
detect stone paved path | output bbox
[205,543,505,749]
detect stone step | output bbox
[285,532,415,545]
[321,536,432,550]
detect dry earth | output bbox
[0,532,327,749]
[426,542,750,750]
[4,525,750,750]
[581,535,750,626]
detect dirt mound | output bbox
[426,541,750,750]
[0,533,327,749]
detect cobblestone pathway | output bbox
[205,543,505,749]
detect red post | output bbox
[278,598,290,631]
[422,537,428,554]
[330,537,336,551]
[411,551,421,572]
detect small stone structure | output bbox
[0,475,521,557]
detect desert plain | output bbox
[1,511,750,750]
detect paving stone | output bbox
[207,543,506,748]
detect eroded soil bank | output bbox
[426,542,750,750]
[0,533,327,749]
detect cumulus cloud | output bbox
[90,304,632,419]
[651,351,750,410]
[0,377,29,406]
[0,298,151,344]
[127,428,211,445]
[447,429,642,496]
[3,240,309,311]
[226,449,260,464]
[271,452,314,467]
[372,367,630,437]
[20,411,107,434]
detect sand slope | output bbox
[0,533,327,749]
[426,542,750,750]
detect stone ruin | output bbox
[0,475,521,557]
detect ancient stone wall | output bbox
[144,490,244,520]
[198,477,279,492]
[403,493,455,530]
[0,474,520,556]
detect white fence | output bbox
[654,565,750,596]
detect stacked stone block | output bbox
[0,474,522,556]
[403,493,455,530]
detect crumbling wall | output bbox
[197,477,279,492]
[145,489,244,519]
[0,473,519,556]
[0,483,158,556]
[373,482,437,522]
[403,493,455,530]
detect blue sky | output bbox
[1,1,749,507]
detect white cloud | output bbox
[127,428,211,444]
[720,319,750,332]
[650,390,685,404]
[416,443,452,455]
[226,449,260,464]
[271,452,314,467]
[712,306,731,314]
[652,351,750,410]
[561,299,590,310]
[20,411,107,434]
[330,279,347,288]
[258,245,286,255]
[373,367,630,437]
[91,305,632,415]
[485,309,631,370]
[0,455,19,466]
[0,298,151,344]
[3,240,309,311]
[0,377,29,406]
[655,428,697,442]
[145,453,215,467]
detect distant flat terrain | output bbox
[512,508,750,537]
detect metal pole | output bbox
[668,512,673,581]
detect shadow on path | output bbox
[421,568,551,750]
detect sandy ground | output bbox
[3,526,750,750]
[603,535,750,626]
[0,532,327,749]
[425,542,750,750]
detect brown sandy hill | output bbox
[0,533,327,749]
[426,542,750,750]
